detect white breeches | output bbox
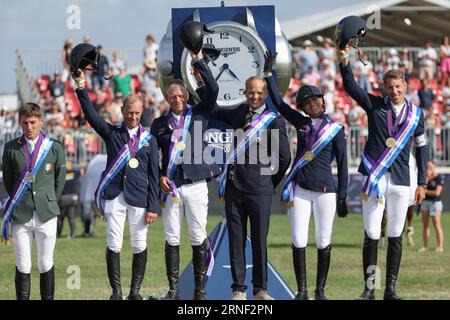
[362,172,410,239]
[288,185,337,249]
[162,180,208,246]
[104,192,148,254]
[12,213,57,274]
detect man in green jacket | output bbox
[1,103,66,300]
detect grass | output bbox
[0,212,449,300]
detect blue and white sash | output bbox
[360,103,421,202]
[94,128,153,215]
[159,106,193,207]
[1,135,54,243]
[217,109,277,201]
[281,121,343,207]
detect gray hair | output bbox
[122,93,143,110]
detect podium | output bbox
[178,219,295,300]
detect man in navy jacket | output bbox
[212,76,291,300]
[338,44,427,300]
[150,49,220,300]
[74,70,159,300]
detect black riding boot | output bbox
[162,242,180,300]
[128,248,147,300]
[292,245,308,300]
[357,232,378,300]
[384,236,402,300]
[315,245,331,300]
[15,267,30,300]
[40,266,55,300]
[192,238,209,300]
[106,248,123,300]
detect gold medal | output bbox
[24,172,35,183]
[385,137,396,148]
[175,141,186,151]
[360,192,369,202]
[304,151,314,161]
[128,158,139,169]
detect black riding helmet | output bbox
[179,21,215,54]
[335,15,368,50]
[296,85,324,109]
[69,43,99,73]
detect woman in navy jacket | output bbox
[263,52,348,300]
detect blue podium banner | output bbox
[178,219,295,300]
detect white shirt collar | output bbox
[171,111,181,121]
[24,136,39,145]
[127,125,140,137]
[249,104,266,115]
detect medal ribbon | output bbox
[386,100,406,138]
[23,133,44,175]
[128,126,144,159]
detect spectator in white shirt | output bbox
[418,41,438,80]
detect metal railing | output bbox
[1,126,449,170]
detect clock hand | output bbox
[215,64,226,81]
[226,67,240,82]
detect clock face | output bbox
[181,21,267,108]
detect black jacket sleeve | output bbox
[75,88,111,139]
[265,75,307,128]
[414,111,428,185]
[192,59,219,117]
[271,117,291,188]
[146,136,160,213]
[340,63,376,113]
[333,128,348,199]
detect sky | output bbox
[0,0,361,94]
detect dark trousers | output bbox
[225,182,272,294]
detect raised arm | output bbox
[271,117,291,188]
[73,69,111,139]
[264,74,307,128]
[338,47,375,112]
[191,51,219,116]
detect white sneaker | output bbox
[418,247,428,252]
[435,247,444,253]
[232,291,247,300]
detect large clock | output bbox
[180,21,267,108]
[157,7,292,108]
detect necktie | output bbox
[28,140,35,153]
[243,110,256,130]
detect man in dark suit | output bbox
[1,103,66,300]
[150,49,220,300]
[212,76,291,300]
[338,43,427,300]
[73,70,159,300]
